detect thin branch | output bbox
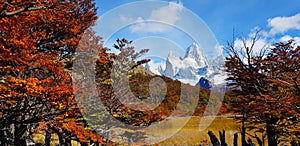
[1,5,49,17]
[0,1,74,19]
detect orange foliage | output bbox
[0,0,105,145]
[225,39,300,145]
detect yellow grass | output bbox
[33,116,264,145]
[33,133,79,146]
[145,116,240,145]
[134,115,267,146]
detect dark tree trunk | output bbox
[0,128,4,146]
[92,141,99,146]
[65,138,72,146]
[45,130,51,146]
[219,130,228,146]
[58,132,65,145]
[241,113,247,146]
[234,133,238,146]
[57,130,72,146]
[57,136,71,146]
[291,140,300,146]
[0,125,10,146]
[208,131,221,146]
[254,134,263,146]
[80,142,89,146]
[14,124,27,146]
[247,138,255,146]
[266,123,277,146]
[90,141,97,146]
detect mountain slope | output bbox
[146,42,227,87]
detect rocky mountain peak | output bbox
[145,42,227,87]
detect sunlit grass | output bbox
[33,133,79,146]
[150,116,241,145]
[33,116,264,145]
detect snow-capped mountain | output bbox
[145,42,227,88]
[163,42,207,79]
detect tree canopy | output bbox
[0,0,104,145]
[225,33,300,146]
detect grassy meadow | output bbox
[33,116,266,146]
[148,116,241,145]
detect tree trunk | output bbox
[65,138,72,146]
[241,113,247,146]
[14,124,27,146]
[254,134,263,146]
[45,130,51,146]
[93,142,99,146]
[80,142,89,146]
[291,140,300,146]
[208,131,221,146]
[234,133,238,146]
[0,128,3,146]
[247,138,255,146]
[266,123,277,146]
[0,125,9,146]
[57,132,66,146]
[219,130,228,146]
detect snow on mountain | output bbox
[145,42,227,87]
[182,42,207,68]
[207,55,227,85]
[145,60,165,75]
[163,43,208,80]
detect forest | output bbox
[0,0,299,146]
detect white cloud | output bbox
[234,37,270,55]
[232,37,270,65]
[280,35,300,47]
[232,13,300,57]
[130,1,183,33]
[149,1,183,24]
[268,13,300,35]
[294,37,300,46]
[119,15,135,24]
[248,27,269,38]
[232,33,300,59]
[214,45,224,56]
[279,35,293,42]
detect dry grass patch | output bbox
[148,116,240,145]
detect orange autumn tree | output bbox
[0,0,105,145]
[32,29,106,146]
[225,34,300,145]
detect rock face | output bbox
[146,42,227,88]
[162,43,208,82]
[195,77,213,89]
[183,42,207,67]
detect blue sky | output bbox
[94,0,300,61]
